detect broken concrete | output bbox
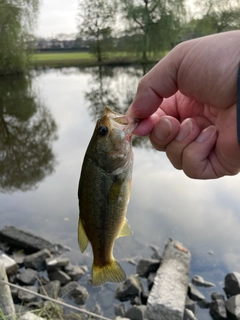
[146,239,191,320]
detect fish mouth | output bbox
[104,107,139,138]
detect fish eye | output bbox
[98,125,108,136]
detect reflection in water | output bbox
[84,65,154,148]
[0,74,57,193]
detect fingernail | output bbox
[196,126,217,142]
[154,118,172,140]
[175,119,193,141]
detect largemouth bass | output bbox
[78,107,138,286]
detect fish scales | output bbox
[78,107,138,286]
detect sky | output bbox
[36,0,79,38]
[36,0,195,39]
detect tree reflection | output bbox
[84,65,154,148]
[0,74,58,193]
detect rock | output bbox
[115,317,130,320]
[149,244,162,261]
[99,288,115,309]
[211,292,225,301]
[185,296,195,314]
[64,263,85,281]
[125,305,146,320]
[192,275,215,287]
[114,303,126,317]
[60,281,88,305]
[225,294,240,320]
[147,272,156,290]
[224,272,240,297]
[0,226,54,253]
[0,253,18,275]
[188,283,206,301]
[146,239,190,320]
[210,299,227,320]
[197,299,210,309]
[183,308,197,320]
[24,249,51,271]
[115,275,143,301]
[17,268,38,285]
[141,291,149,305]
[18,286,38,303]
[21,311,45,320]
[91,303,103,316]
[136,259,160,278]
[48,269,71,285]
[39,280,61,299]
[0,261,16,319]
[13,251,26,266]
[45,257,69,270]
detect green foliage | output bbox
[78,0,117,62]
[120,0,186,61]
[0,0,40,74]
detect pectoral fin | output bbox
[109,179,124,204]
[118,218,132,238]
[78,218,89,253]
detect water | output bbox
[1,66,240,318]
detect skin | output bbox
[127,31,240,179]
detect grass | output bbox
[29,51,162,68]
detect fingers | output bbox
[150,117,218,179]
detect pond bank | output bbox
[1,226,240,320]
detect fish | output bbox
[78,106,138,286]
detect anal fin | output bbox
[117,218,132,238]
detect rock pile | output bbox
[2,226,240,320]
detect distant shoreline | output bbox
[30,51,162,68]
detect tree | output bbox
[121,0,186,61]
[189,0,240,36]
[0,74,57,192]
[77,0,117,62]
[0,0,40,74]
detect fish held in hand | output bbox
[78,107,138,286]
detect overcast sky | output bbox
[36,0,79,38]
[36,0,194,39]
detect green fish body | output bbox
[78,107,138,286]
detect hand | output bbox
[127,31,240,179]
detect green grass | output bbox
[32,52,93,62]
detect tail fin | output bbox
[92,259,126,286]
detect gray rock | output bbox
[18,286,38,303]
[17,268,38,285]
[0,261,16,319]
[20,311,45,320]
[192,275,215,287]
[0,253,18,275]
[64,263,85,281]
[45,257,69,270]
[114,303,126,317]
[225,294,240,320]
[149,244,162,261]
[147,272,156,290]
[40,280,61,299]
[91,303,103,316]
[183,308,197,320]
[60,281,88,305]
[136,259,160,278]
[115,275,143,301]
[210,299,227,320]
[224,272,240,297]
[146,239,191,320]
[211,292,225,301]
[125,305,146,320]
[24,249,51,271]
[188,283,206,301]
[115,317,130,320]
[99,288,115,309]
[0,226,53,253]
[197,299,210,309]
[185,296,195,314]
[48,269,71,285]
[13,251,26,266]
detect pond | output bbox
[0,66,240,319]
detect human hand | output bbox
[127,31,240,179]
